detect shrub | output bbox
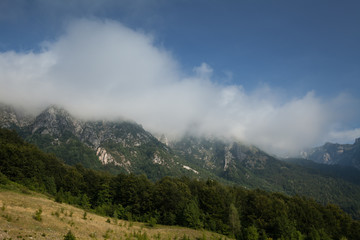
[33,208,42,221]
[103,228,113,239]
[63,230,76,240]
[147,217,157,228]
[0,171,9,185]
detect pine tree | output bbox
[63,230,76,240]
[80,193,91,209]
[184,199,203,229]
[229,203,241,236]
[55,187,65,203]
[246,225,259,240]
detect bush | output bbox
[1,203,5,211]
[147,217,157,227]
[33,208,42,221]
[64,230,76,240]
[0,171,9,185]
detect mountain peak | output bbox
[43,104,70,116]
[32,105,80,136]
[302,138,360,169]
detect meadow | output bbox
[0,189,228,240]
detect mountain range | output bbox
[300,138,360,170]
[1,103,360,219]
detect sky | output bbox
[0,0,360,155]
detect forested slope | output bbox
[1,128,360,239]
[2,104,360,222]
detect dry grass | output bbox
[0,189,230,240]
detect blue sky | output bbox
[1,0,360,97]
[0,0,360,154]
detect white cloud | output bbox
[0,18,359,155]
[193,62,213,79]
[328,129,360,144]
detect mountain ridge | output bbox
[301,138,360,170]
[2,103,360,219]
[0,104,206,179]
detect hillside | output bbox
[2,104,360,220]
[1,128,360,239]
[0,104,207,180]
[0,188,228,240]
[172,136,360,219]
[285,158,360,186]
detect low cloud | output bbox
[0,18,358,155]
[328,129,360,145]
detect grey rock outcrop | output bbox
[301,139,360,170]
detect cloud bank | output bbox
[0,19,359,155]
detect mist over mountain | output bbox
[2,103,360,219]
[1,18,360,156]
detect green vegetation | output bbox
[23,123,205,180]
[147,217,157,227]
[0,190,225,240]
[33,208,42,221]
[1,128,359,239]
[26,131,103,170]
[63,230,76,240]
[174,137,360,219]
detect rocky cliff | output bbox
[0,104,34,128]
[301,139,360,169]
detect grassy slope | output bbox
[0,188,229,240]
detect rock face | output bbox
[301,139,360,170]
[171,136,271,175]
[158,134,169,146]
[32,105,82,136]
[29,105,155,149]
[0,104,34,128]
[96,147,118,165]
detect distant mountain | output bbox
[285,158,360,186]
[171,136,360,218]
[301,138,360,170]
[171,136,279,189]
[2,103,360,219]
